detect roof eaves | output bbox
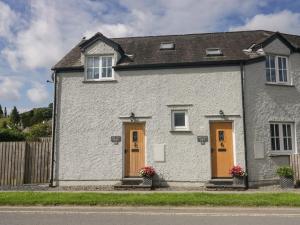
[114,60,245,71]
[51,66,84,72]
[52,57,266,72]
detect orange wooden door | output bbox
[210,122,234,178]
[124,123,145,177]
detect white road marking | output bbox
[0,209,300,217]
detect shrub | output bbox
[26,123,51,141]
[0,118,8,129]
[276,166,294,178]
[0,128,25,142]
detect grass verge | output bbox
[1,192,300,207]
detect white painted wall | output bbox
[54,40,246,186]
[244,38,300,186]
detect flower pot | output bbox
[233,176,245,185]
[142,176,153,186]
[279,177,294,189]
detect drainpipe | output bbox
[240,62,249,189]
[50,71,57,187]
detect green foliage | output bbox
[0,105,3,118]
[1,193,300,206]
[4,107,7,117]
[10,106,20,125]
[276,166,294,178]
[26,123,51,141]
[21,107,52,128]
[0,118,9,129]
[0,128,25,142]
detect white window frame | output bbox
[171,110,189,131]
[270,122,295,154]
[85,55,114,81]
[266,55,289,84]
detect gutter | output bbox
[51,66,84,73]
[114,60,244,71]
[240,63,249,189]
[52,56,266,73]
[50,71,57,187]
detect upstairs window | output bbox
[86,55,113,80]
[270,123,294,152]
[266,55,289,84]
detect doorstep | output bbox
[113,178,153,190]
[205,178,246,191]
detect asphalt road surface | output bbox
[1,206,300,225]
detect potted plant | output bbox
[229,165,247,185]
[139,166,156,186]
[276,166,294,189]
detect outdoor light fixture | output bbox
[130,112,135,122]
[219,110,225,117]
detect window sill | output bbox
[268,152,293,156]
[170,130,192,133]
[265,82,294,87]
[82,79,117,83]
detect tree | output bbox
[0,105,3,118]
[4,107,7,117]
[10,106,20,125]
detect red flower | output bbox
[139,166,156,177]
[229,165,246,177]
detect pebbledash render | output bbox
[51,30,300,187]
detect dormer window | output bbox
[266,55,289,84]
[86,55,113,80]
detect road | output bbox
[1,206,300,225]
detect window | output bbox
[172,110,189,131]
[266,55,289,84]
[160,42,175,50]
[206,48,223,56]
[270,123,294,152]
[86,55,113,80]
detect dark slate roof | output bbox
[52,30,300,71]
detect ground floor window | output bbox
[171,110,189,131]
[270,122,294,152]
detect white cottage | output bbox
[51,30,300,188]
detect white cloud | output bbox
[230,10,300,34]
[27,82,49,104]
[0,0,265,70]
[0,1,17,39]
[1,48,19,70]
[0,76,23,101]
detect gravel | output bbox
[0,184,299,192]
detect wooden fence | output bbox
[0,139,51,186]
[290,154,300,181]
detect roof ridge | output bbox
[111,30,273,40]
